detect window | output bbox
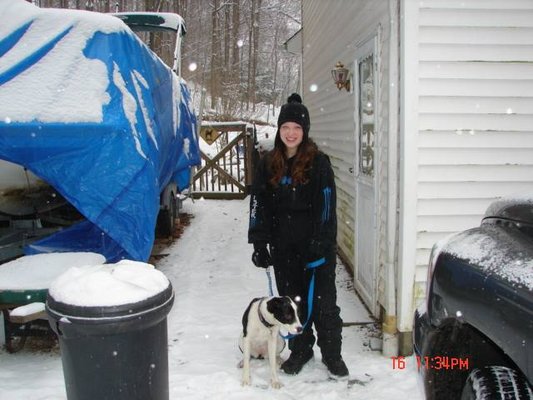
[358,53,375,177]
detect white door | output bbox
[354,36,379,317]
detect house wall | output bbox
[302,0,533,343]
[301,0,393,317]
[404,0,533,324]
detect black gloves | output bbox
[251,243,272,268]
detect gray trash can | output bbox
[46,262,174,400]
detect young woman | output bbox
[248,94,349,377]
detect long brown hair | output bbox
[268,136,319,186]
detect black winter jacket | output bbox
[248,151,337,263]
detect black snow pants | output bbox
[271,246,343,360]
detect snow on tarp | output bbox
[0,1,200,262]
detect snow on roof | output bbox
[112,11,185,34]
[0,252,105,290]
[0,0,127,123]
[201,121,252,127]
[48,259,170,307]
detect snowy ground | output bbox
[0,198,423,400]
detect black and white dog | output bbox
[239,296,302,388]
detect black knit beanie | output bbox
[277,93,310,139]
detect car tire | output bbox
[461,366,533,400]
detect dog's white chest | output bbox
[247,325,280,357]
[241,321,282,356]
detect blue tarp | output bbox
[0,4,200,262]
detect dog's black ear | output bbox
[266,297,284,314]
[267,297,297,324]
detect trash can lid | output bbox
[47,260,172,318]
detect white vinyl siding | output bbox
[414,0,533,308]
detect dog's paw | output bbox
[271,380,283,389]
[241,377,251,387]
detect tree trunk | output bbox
[222,3,231,113]
[270,24,280,122]
[250,0,261,112]
[246,0,254,111]
[210,0,220,110]
[231,1,240,93]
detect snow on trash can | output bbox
[46,259,174,400]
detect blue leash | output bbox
[266,258,325,340]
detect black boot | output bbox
[322,356,349,378]
[281,350,314,375]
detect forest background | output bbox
[32,0,302,124]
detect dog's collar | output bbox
[258,299,274,328]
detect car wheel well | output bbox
[426,320,521,399]
[157,183,178,237]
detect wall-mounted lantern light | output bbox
[331,61,351,92]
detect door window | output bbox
[358,53,375,177]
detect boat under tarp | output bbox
[0,1,200,262]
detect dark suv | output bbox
[414,196,533,399]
